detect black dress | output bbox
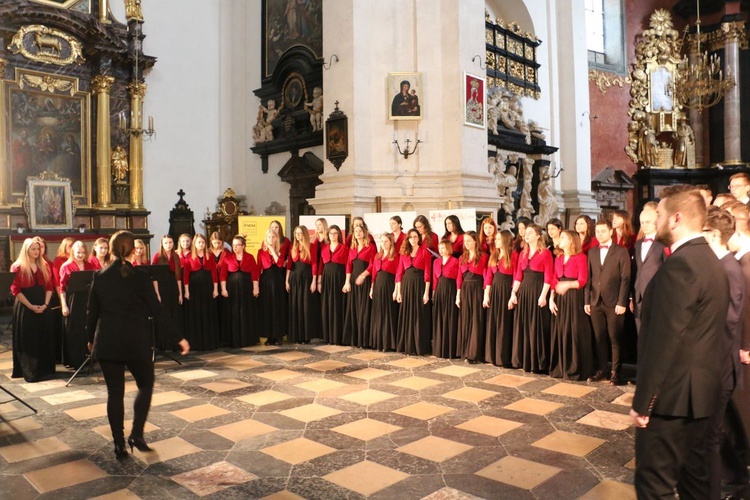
[343,258,372,348]
[288,260,321,343]
[153,267,182,351]
[512,269,550,372]
[321,262,346,345]
[432,275,458,358]
[224,268,259,347]
[63,282,90,368]
[260,264,288,343]
[457,272,486,362]
[12,276,55,382]
[397,267,432,355]
[485,271,514,366]
[370,268,399,351]
[184,258,219,351]
[549,278,593,380]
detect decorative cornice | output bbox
[588,69,631,94]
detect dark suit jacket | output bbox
[87,260,179,362]
[585,244,631,308]
[719,253,744,391]
[632,238,667,319]
[633,237,729,419]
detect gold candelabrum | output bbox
[118,108,155,139]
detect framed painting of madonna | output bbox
[5,68,91,206]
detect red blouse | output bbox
[432,256,459,291]
[209,249,230,270]
[10,263,54,296]
[449,234,465,257]
[183,254,219,285]
[257,247,285,272]
[394,232,406,253]
[279,237,291,265]
[484,252,518,287]
[369,255,399,283]
[152,252,182,280]
[421,232,439,253]
[88,255,106,271]
[287,241,319,275]
[58,259,96,293]
[52,255,67,289]
[514,247,554,285]
[581,237,599,255]
[346,244,377,274]
[457,253,489,290]
[552,253,588,288]
[396,246,432,283]
[321,242,348,266]
[220,252,260,281]
[177,250,192,270]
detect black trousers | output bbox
[635,414,710,500]
[590,302,624,375]
[99,358,155,442]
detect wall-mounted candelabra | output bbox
[119,111,155,139]
[393,136,422,159]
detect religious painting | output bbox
[649,65,674,113]
[388,72,422,121]
[27,178,74,230]
[325,112,348,170]
[5,69,90,205]
[263,0,323,79]
[463,72,485,128]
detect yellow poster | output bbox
[238,216,286,258]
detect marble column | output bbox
[723,21,745,164]
[128,81,146,209]
[687,42,705,166]
[92,75,114,207]
[0,58,7,206]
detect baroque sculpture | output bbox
[253,99,280,144]
[304,86,323,132]
[111,146,129,182]
[487,88,532,144]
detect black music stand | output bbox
[64,271,96,386]
[140,265,182,365]
[0,271,36,414]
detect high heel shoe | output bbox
[114,439,128,460]
[128,435,153,452]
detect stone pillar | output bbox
[0,58,7,206]
[128,81,146,209]
[92,75,114,207]
[687,44,705,166]
[723,20,745,164]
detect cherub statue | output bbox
[304,86,323,132]
[111,145,128,182]
[499,214,516,232]
[253,99,279,143]
[486,92,501,135]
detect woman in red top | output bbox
[390,216,406,254]
[413,215,439,254]
[612,209,636,253]
[343,224,376,347]
[177,233,192,268]
[512,217,532,256]
[483,230,517,367]
[89,237,111,270]
[345,216,377,247]
[286,225,321,343]
[456,231,489,363]
[369,232,400,351]
[183,234,220,351]
[10,238,55,382]
[269,220,291,265]
[549,230,594,381]
[220,235,260,347]
[258,229,288,345]
[443,215,465,258]
[575,215,598,255]
[396,229,432,355]
[59,241,96,368]
[320,225,347,345]
[152,234,184,349]
[53,237,75,291]
[209,232,230,344]
[478,217,497,256]
[130,239,149,266]
[432,239,459,358]
[34,235,62,364]
[509,224,553,373]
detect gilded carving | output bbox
[111,146,129,182]
[124,0,144,21]
[91,75,115,94]
[588,70,632,94]
[128,81,147,98]
[709,21,748,50]
[8,25,85,66]
[19,73,76,95]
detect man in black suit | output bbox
[630,203,667,333]
[700,207,745,499]
[584,219,631,385]
[631,186,730,499]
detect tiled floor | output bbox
[0,337,637,499]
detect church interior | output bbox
[0,0,748,498]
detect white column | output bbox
[723,21,744,164]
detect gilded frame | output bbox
[463,72,486,129]
[27,177,74,230]
[5,68,91,207]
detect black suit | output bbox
[87,260,179,442]
[585,243,631,376]
[633,237,729,499]
[631,237,667,330]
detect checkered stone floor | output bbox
[0,341,636,499]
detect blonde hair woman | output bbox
[257,229,287,345]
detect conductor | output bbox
[87,230,190,459]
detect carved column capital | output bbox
[722,21,748,48]
[128,81,147,98]
[91,75,115,94]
